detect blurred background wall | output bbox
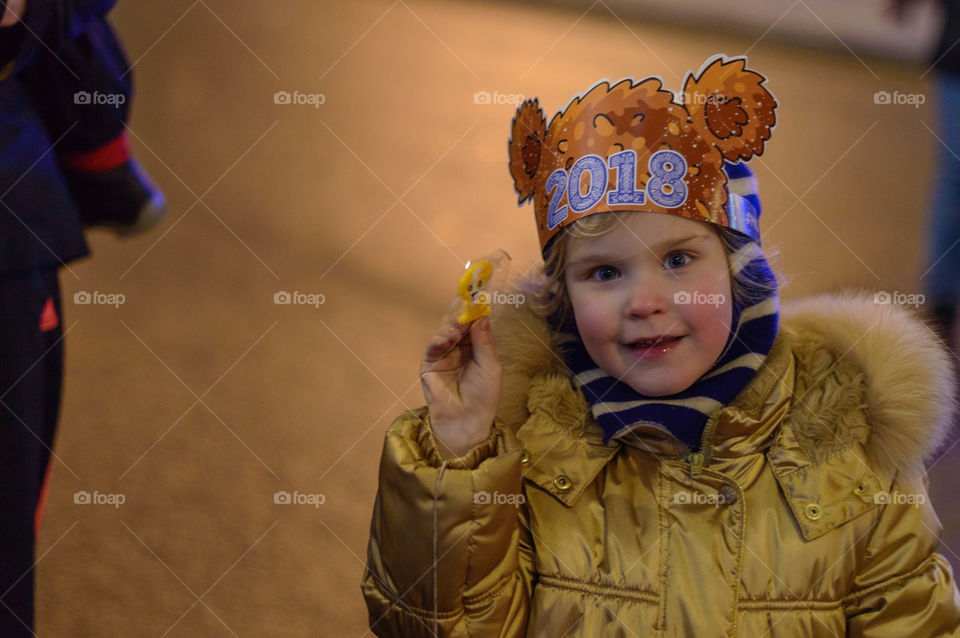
[33,0,957,635]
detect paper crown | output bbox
[508,54,777,255]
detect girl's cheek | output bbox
[694,269,731,297]
[575,305,612,340]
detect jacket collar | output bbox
[504,325,793,506]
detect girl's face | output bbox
[563,212,733,397]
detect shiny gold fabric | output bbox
[363,301,960,637]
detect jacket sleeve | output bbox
[0,0,118,80]
[362,406,535,637]
[843,473,960,636]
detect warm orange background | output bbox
[35,1,957,635]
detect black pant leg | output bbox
[0,266,64,637]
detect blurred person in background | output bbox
[894,0,960,352]
[0,0,164,633]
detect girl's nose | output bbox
[625,282,669,318]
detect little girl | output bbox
[362,55,960,636]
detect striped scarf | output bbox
[550,233,779,449]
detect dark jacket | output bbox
[0,0,116,273]
[933,0,960,74]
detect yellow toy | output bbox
[457,259,494,324]
[455,250,511,325]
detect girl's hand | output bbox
[419,303,502,459]
[1,0,26,27]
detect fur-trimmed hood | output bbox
[489,287,958,480]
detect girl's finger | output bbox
[424,338,455,363]
[468,317,499,372]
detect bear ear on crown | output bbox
[508,99,547,204]
[682,56,777,163]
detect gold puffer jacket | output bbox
[362,292,960,637]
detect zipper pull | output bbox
[688,452,704,479]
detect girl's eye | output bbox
[589,265,620,281]
[663,251,691,270]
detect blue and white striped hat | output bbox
[723,161,763,243]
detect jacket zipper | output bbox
[688,452,705,478]
[687,411,721,479]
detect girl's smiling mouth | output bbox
[626,334,685,347]
[625,335,685,360]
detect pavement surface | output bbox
[29,1,960,635]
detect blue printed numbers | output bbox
[646,150,687,208]
[544,149,687,230]
[567,155,607,213]
[607,150,646,206]
[545,169,568,230]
